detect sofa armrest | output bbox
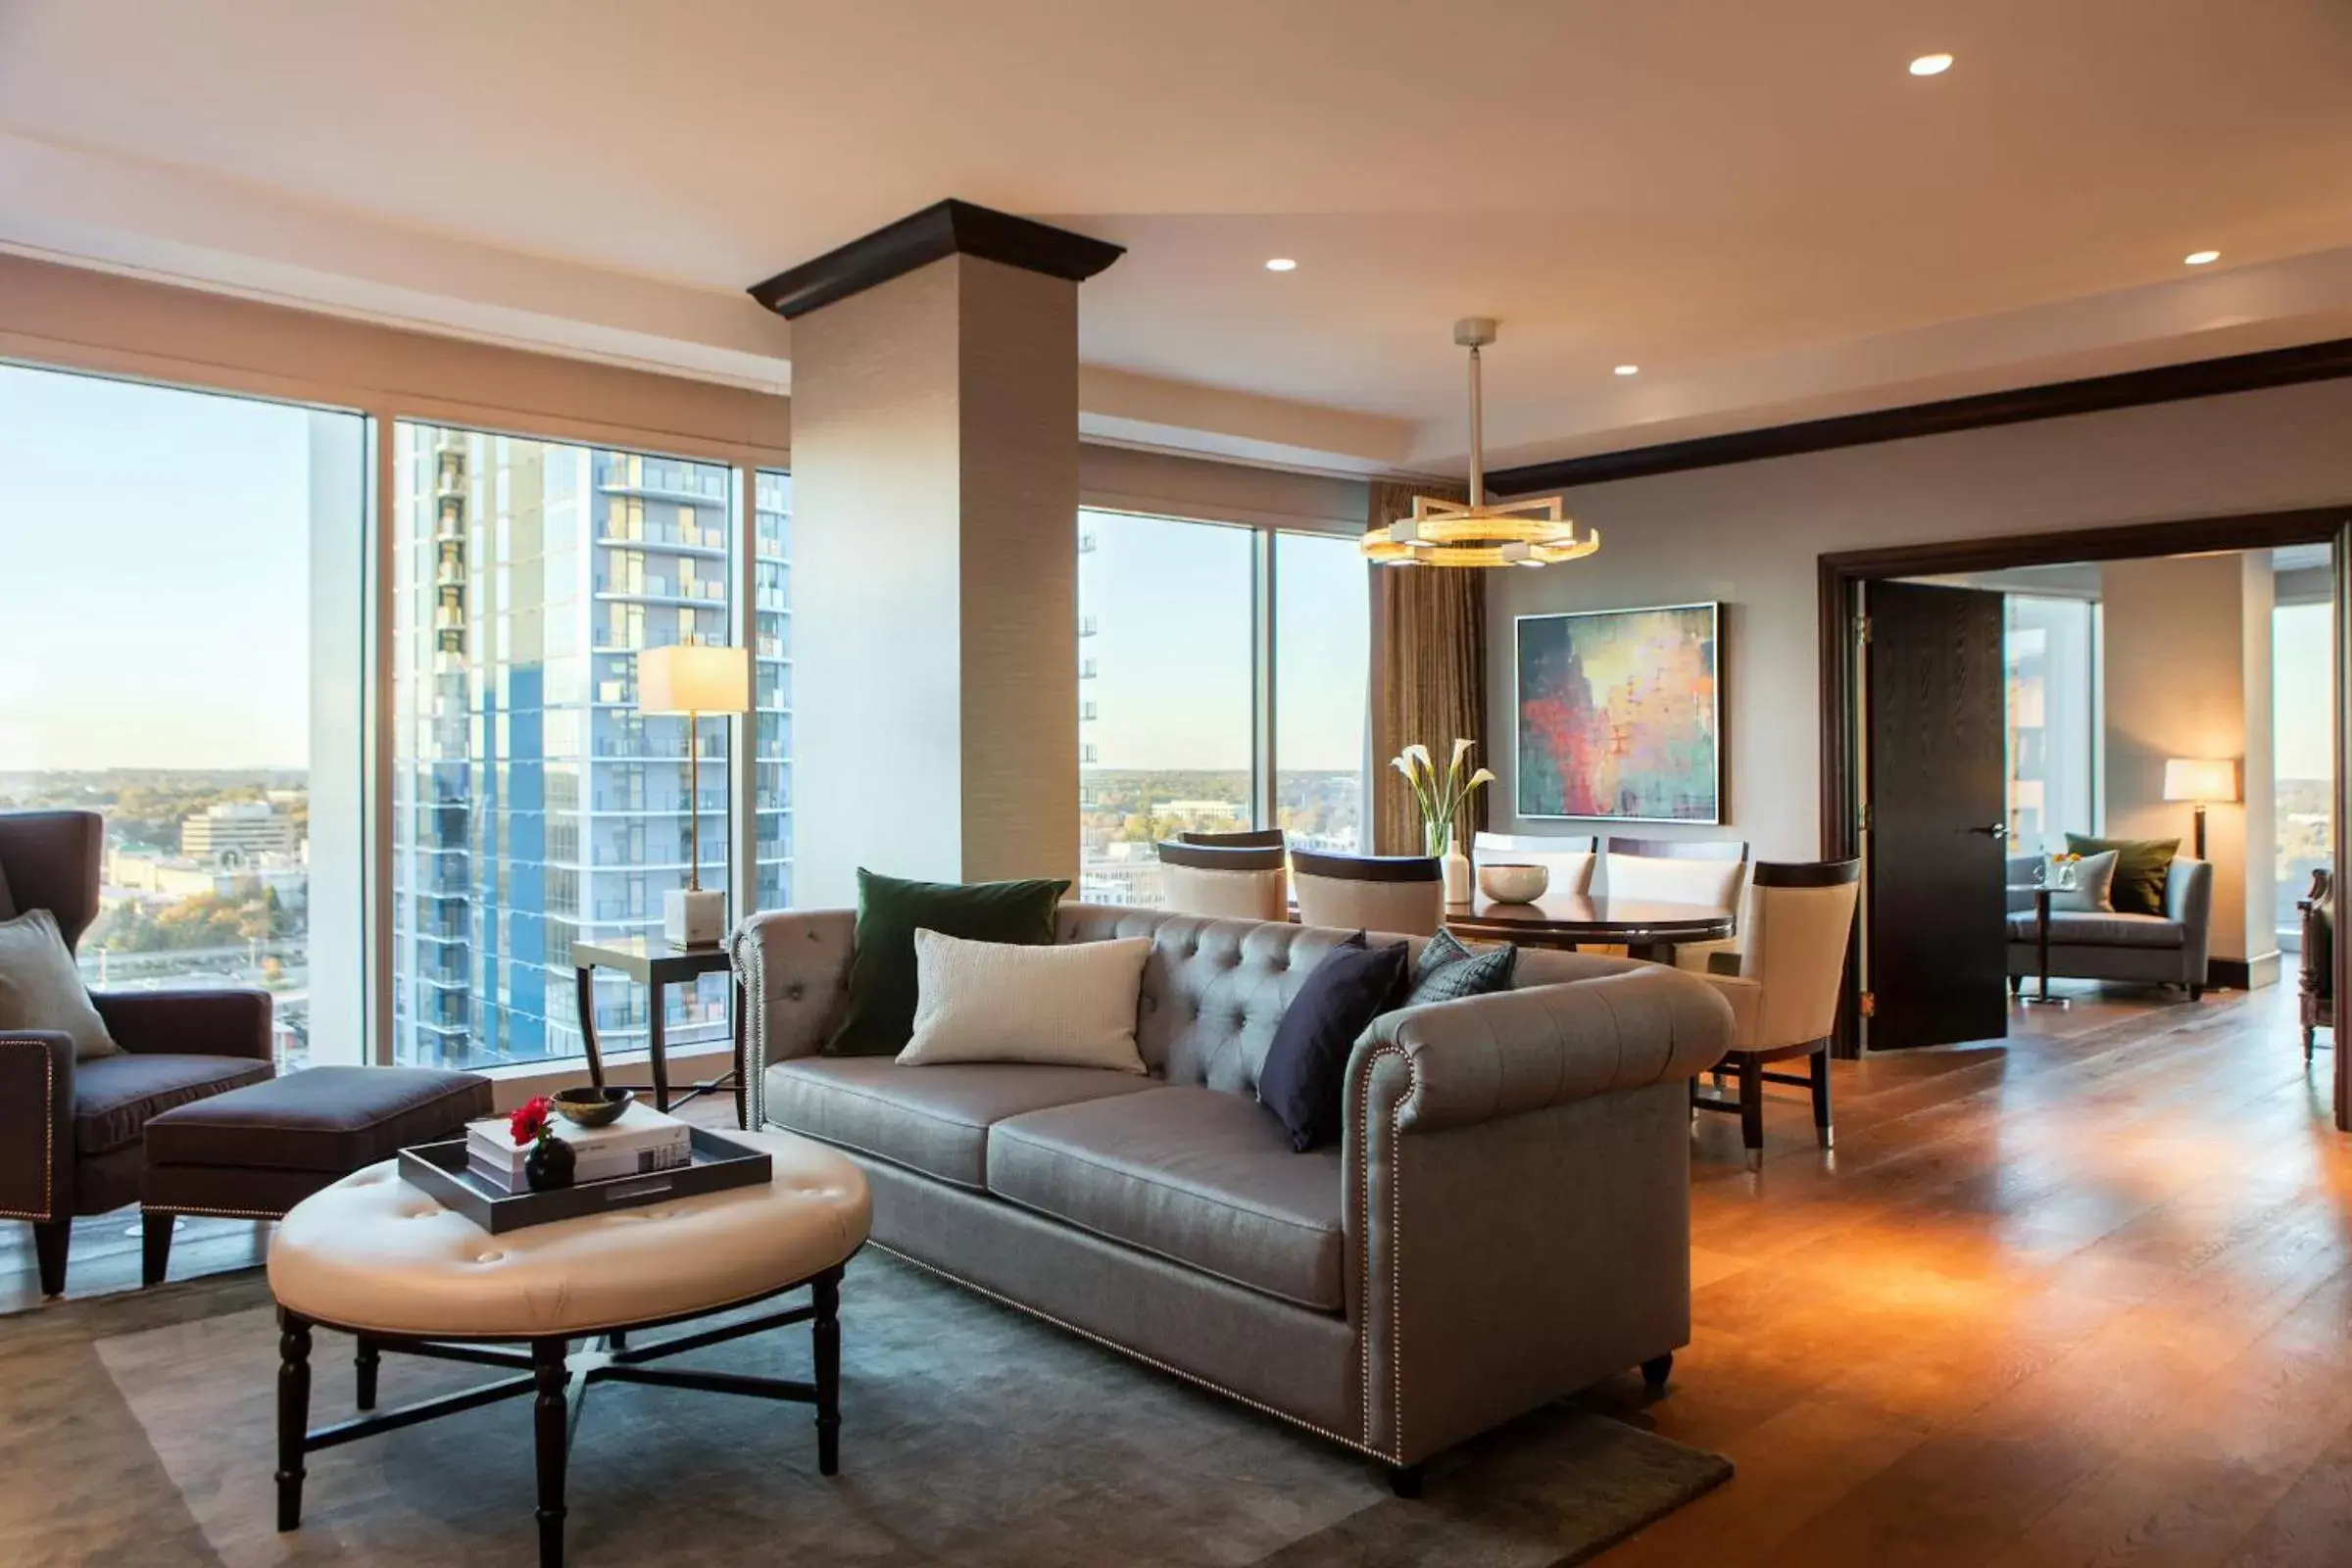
[730,908,857,1128]
[2166,858,2214,981]
[1350,965,1734,1137]
[0,1031,74,1222]
[91,988,273,1061]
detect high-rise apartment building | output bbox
[388,427,789,1070]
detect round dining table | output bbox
[1443,890,1735,962]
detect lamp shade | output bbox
[637,643,751,714]
[2161,757,2238,804]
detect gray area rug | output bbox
[0,1252,1728,1566]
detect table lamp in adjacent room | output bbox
[638,641,753,947]
[2161,757,2239,861]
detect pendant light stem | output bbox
[1466,343,1485,507]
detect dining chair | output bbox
[1602,835,1750,968]
[1177,828,1287,850]
[1471,832,1596,895]
[1291,850,1445,937]
[1155,841,1290,922]
[1690,858,1861,1166]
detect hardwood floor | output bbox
[5,983,2343,1567]
[1588,979,2352,1567]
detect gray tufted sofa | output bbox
[730,902,1734,1487]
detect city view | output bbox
[0,769,316,1064]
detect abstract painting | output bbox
[1515,603,1720,822]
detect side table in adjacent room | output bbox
[571,937,747,1126]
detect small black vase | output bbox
[524,1135,576,1192]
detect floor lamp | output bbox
[639,641,753,948]
[2162,757,2239,861]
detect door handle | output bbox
[1967,822,2009,840]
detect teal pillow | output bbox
[828,869,1070,1056]
[2064,835,2179,918]
[1399,928,1517,1006]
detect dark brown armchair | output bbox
[1,810,274,1297]
[2304,869,2334,1063]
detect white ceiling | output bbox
[3,0,2350,477]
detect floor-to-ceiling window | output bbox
[2004,594,2099,852]
[389,426,765,1070]
[753,469,793,912]
[0,364,367,1069]
[1075,509,1369,906]
[1274,530,1369,852]
[2275,598,2334,949]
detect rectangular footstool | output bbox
[141,1065,491,1285]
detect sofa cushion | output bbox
[72,1054,275,1157]
[829,870,1069,1056]
[988,1087,1346,1311]
[1257,933,1409,1152]
[0,908,118,1061]
[2006,910,2184,949]
[144,1065,491,1172]
[2065,835,2178,917]
[764,1056,1161,1189]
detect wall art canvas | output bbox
[1515,603,1721,822]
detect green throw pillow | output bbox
[1398,928,1517,1007]
[2064,835,2179,918]
[827,869,1070,1056]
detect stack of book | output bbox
[466,1102,694,1193]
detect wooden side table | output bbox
[570,937,747,1127]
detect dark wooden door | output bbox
[1865,580,2011,1050]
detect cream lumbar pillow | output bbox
[899,929,1152,1072]
[0,908,120,1061]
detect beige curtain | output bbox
[1368,479,1490,856]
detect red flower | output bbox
[509,1096,553,1147]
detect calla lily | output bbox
[1449,738,1475,770]
[1466,767,1496,788]
[1403,743,1432,770]
[1390,756,1417,779]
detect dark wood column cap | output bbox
[749,199,1124,319]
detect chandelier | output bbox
[1361,318,1599,568]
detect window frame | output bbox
[1076,505,1372,893]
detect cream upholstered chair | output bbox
[1291,850,1445,936]
[1155,841,1291,922]
[1471,832,1596,896]
[1691,859,1860,1165]
[1602,836,1749,968]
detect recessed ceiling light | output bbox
[1613,364,1641,377]
[2183,249,2221,266]
[1264,257,1298,272]
[1908,52,1953,75]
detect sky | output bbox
[1078,509,1368,773]
[2276,600,2331,780]
[0,364,340,771]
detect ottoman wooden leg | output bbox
[814,1268,842,1476]
[533,1338,569,1568]
[141,1210,175,1287]
[275,1310,312,1531]
[355,1337,380,1411]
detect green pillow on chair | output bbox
[828,868,1070,1056]
[2063,835,2179,918]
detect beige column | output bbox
[772,205,1117,906]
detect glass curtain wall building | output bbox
[390,427,786,1071]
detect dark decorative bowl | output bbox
[552,1087,633,1128]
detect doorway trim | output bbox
[1817,507,2351,1128]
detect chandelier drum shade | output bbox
[1362,318,1599,569]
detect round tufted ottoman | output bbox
[266,1129,869,1568]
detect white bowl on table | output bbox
[1477,862,1550,905]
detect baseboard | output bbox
[2208,952,2282,992]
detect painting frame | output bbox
[1513,601,1723,824]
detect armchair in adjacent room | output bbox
[0,811,275,1298]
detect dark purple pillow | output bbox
[1257,933,1411,1152]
